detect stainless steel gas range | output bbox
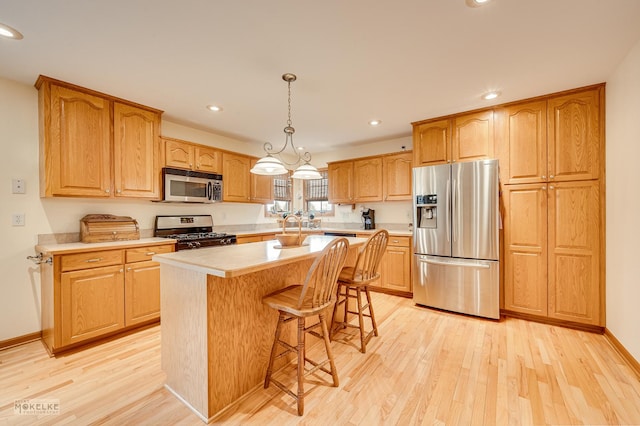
[154,215,236,250]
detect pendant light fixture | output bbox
[250,73,322,180]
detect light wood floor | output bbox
[1,293,639,425]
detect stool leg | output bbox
[296,316,305,416]
[265,311,285,389]
[319,313,339,387]
[330,283,343,340]
[355,287,366,353]
[365,287,379,337]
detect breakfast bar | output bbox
[153,235,365,422]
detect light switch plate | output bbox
[12,179,26,194]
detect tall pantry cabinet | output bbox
[498,85,604,327]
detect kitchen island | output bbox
[153,235,366,422]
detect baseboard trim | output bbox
[0,331,42,351]
[604,328,640,380]
[501,310,604,334]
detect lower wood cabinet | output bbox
[358,233,412,296]
[502,180,602,326]
[42,241,174,354]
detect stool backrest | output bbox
[297,237,350,309]
[349,229,389,282]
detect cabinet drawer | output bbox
[61,250,124,272]
[126,244,174,263]
[388,236,411,247]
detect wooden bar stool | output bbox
[262,237,349,416]
[331,229,389,353]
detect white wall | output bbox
[0,77,413,342]
[605,38,640,362]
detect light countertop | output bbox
[36,237,176,255]
[153,234,366,278]
[234,226,412,237]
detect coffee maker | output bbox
[362,208,375,230]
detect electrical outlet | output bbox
[12,213,25,226]
[12,179,26,194]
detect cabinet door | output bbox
[383,152,413,201]
[125,261,161,326]
[453,110,494,163]
[164,138,195,170]
[413,119,450,166]
[353,158,383,202]
[61,265,125,346]
[497,100,547,184]
[328,161,354,204]
[195,146,222,173]
[548,88,601,182]
[249,158,275,203]
[113,102,160,198]
[381,239,412,293]
[222,152,251,202]
[548,180,601,325]
[47,85,112,197]
[502,184,548,316]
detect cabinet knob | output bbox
[549,175,555,179]
[145,252,156,256]
[542,186,547,190]
[105,189,110,194]
[85,258,103,263]
[119,268,124,273]
[541,175,546,179]
[189,163,193,168]
[549,185,555,190]
[127,267,132,272]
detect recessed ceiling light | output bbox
[206,105,222,112]
[0,23,24,40]
[482,91,501,100]
[369,120,382,126]
[465,0,492,8]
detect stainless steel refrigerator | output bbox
[412,159,499,319]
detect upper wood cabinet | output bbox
[222,152,251,202]
[495,100,547,185]
[496,86,602,185]
[353,157,383,202]
[548,88,601,182]
[413,119,450,166]
[114,102,160,198]
[36,76,162,199]
[328,161,354,204]
[249,158,280,204]
[383,152,413,201]
[413,110,494,166]
[163,137,222,173]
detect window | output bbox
[265,175,292,216]
[304,169,333,216]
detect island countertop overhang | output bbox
[153,235,367,278]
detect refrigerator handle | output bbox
[452,175,458,244]
[445,177,451,243]
[418,257,491,269]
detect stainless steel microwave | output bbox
[162,167,222,203]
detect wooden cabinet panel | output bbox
[113,102,160,198]
[381,245,411,293]
[236,235,263,244]
[548,181,600,325]
[353,158,383,202]
[453,110,494,162]
[125,244,173,263]
[222,153,251,202]
[413,119,450,166]
[548,88,601,182]
[45,84,112,197]
[195,146,221,173]
[61,249,124,272]
[497,100,547,184]
[328,161,354,204]
[125,260,161,326]
[164,139,194,169]
[383,152,412,201]
[502,184,548,316]
[249,158,275,203]
[61,265,125,346]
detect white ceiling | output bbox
[2,0,640,154]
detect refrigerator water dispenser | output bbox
[417,194,437,229]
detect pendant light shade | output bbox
[251,73,321,179]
